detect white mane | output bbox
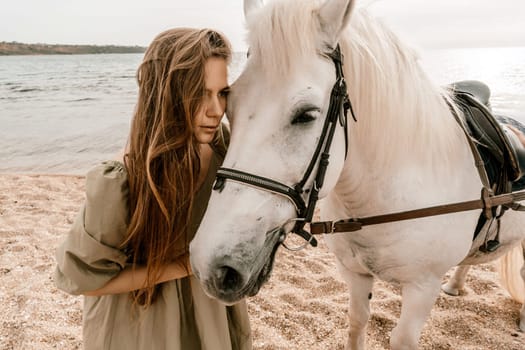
[246,0,465,174]
[341,12,462,172]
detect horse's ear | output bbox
[244,0,263,18]
[318,0,356,46]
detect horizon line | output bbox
[2,40,525,52]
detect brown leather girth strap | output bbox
[310,188,525,235]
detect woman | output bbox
[54,28,252,350]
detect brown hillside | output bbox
[0,42,146,55]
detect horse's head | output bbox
[190,0,355,303]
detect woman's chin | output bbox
[195,132,216,144]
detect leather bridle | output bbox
[212,45,355,248]
[210,44,525,251]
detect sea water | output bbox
[1,47,524,174]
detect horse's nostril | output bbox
[216,265,242,291]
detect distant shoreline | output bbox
[0,42,146,56]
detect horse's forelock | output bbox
[246,0,323,82]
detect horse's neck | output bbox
[347,89,461,170]
[334,95,479,216]
[332,23,480,215]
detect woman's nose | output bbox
[206,96,225,118]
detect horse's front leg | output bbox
[335,259,374,350]
[441,265,471,296]
[390,279,441,350]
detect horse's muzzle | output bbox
[198,228,283,304]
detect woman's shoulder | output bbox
[86,160,128,188]
[87,160,127,180]
[85,160,129,212]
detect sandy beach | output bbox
[1,173,524,349]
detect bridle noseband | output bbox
[212,45,355,248]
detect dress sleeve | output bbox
[54,161,130,295]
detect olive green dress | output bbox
[54,146,252,350]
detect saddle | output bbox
[451,80,525,188]
[450,80,525,252]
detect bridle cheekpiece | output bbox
[212,44,355,249]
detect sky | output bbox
[1,0,524,51]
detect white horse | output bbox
[190,0,525,348]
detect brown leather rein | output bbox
[310,188,525,235]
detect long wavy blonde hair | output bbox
[123,28,231,306]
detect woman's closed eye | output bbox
[218,88,230,98]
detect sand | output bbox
[1,173,524,349]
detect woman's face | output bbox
[193,57,229,144]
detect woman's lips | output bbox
[201,125,218,132]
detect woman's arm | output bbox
[84,257,191,296]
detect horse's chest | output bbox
[325,234,404,281]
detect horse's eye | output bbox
[291,109,319,125]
